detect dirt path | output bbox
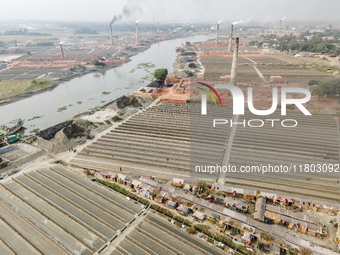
[100,210,148,255]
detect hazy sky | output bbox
[1,0,340,24]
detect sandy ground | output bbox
[56,109,143,164]
[80,109,117,122]
[0,54,22,62]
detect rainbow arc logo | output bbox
[197,82,222,106]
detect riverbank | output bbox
[0,33,200,106]
[0,34,213,135]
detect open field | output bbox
[0,79,54,100]
[200,55,334,79]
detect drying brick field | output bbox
[0,166,143,255]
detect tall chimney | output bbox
[230,37,239,85]
[109,23,113,47]
[59,42,64,59]
[136,22,138,40]
[216,23,219,45]
[157,22,159,33]
[278,19,282,36]
[228,24,233,52]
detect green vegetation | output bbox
[93,179,149,205]
[54,160,68,166]
[57,106,67,112]
[308,79,320,86]
[117,112,124,116]
[68,104,73,107]
[77,101,82,105]
[150,204,174,217]
[28,115,43,121]
[104,120,111,125]
[137,62,155,69]
[92,59,105,66]
[83,120,96,128]
[260,31,340,56]
[311,79,340,97]
[102,91,111,95]
[112,115,122,122]
[30,128,40,133]
[0,79,54,100]
[153,68,168,80]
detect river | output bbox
[0,34,212,135]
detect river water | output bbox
[0,34,212,134]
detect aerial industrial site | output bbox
[0,1,340,255]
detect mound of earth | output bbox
[187,62,197,69]
[37,121,73,141]
[69,65,86,73]
[173,56,196,66]
[63,120,86,139]
[176,70,195,78]
[116,95,143,109]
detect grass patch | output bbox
[30,128,40,133]
[54,160,68,166]
[117,112,124,116]
[0,79,53,100]
[112,115,122,122]
[104,120,111,125]
[83,120,97,128]
[77,101,82,105]
[102,91,111,95]
[57,106,67,112]
[28,115,43,121]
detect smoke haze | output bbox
[1,0,340,23]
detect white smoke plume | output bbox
[281,16,287,21]
[232,19,244,25]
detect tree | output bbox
[153,68,168,80]
[92,59,100,65]
[312,79,340,97]
[308,79,319,86]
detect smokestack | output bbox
[136,22,138,40]
[278,19,282,36]
[230,37,239,85]
[157,22,159,33]
[228,24,233,52]
[216,23,219,45]
[109,23,113,47]
[59,42,64,59]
